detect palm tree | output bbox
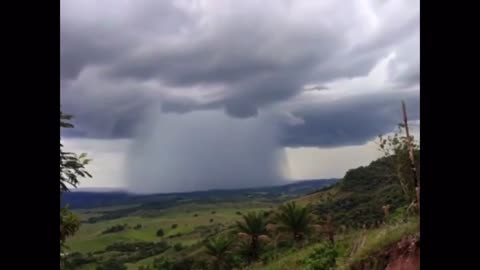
[275,202,315,244]
[204,236,234,270]
[236,212,269,262]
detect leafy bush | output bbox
[171,224,178,229]
[102,241,170,263]
[101,224,127,234]
[63,252,97,268]
[96,259,127,270]
[174,243,183,252]
[168,233,183,238]
[134,224,142,230]
[156,229,164,237]
[303,243,338,270]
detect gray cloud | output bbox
[280,90,420,147]
[61,0,419,147]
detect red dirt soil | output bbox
[353,234,420,270]
[385,235,420,270]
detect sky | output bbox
[61,0,420,193]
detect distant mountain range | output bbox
[62,179,339,209]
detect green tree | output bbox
[204,235,234,270]
[60,111,92,192]
[235,212,269,263]
[275,202,315,244]
[60,111,92,252]
[174,243,183,252]
[156,228,164,237]
[377,124,420,211]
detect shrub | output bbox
[63,252,96,268]
[210,218,214,223]
[174,243,184,252]
[171,224,178,229]
[303,243,338,270]
[156,229,164,237]
[102,224,127,234]
[96,259,127,270]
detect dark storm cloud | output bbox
[61,0,419,146]
[280,90,420,147]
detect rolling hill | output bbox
[62,179,339,209]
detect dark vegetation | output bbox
[314,156,410,228]
[96,259,127,270]
[64,241,170,269]
[101,224,127,234]
[60,110,93,269]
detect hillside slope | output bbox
[295,156,409,228]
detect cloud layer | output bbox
[61,0,419,146]
[61,0,419,191]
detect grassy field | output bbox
[67,200,275,260]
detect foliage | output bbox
[204,235,235,270]
[96,259,127,270]
[315,156,409,228]
[171,224,178,229]
[236,211,269,262]
[90,241,170,264]
[60,207,80,249]
[60,110,92,253]
[62,252,97,269]
[337,218,419,270]
[60,111,92,192]
[275,202,315,243]
[303,243,338,270]
[377,125,420,203]
[153,257,173,269]
[152,257,195,270]
[174,243,184,252]
[156,228,164,237]
[102,224,127,234]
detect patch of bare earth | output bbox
[353,234,420,270]
[385,234,419,270]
